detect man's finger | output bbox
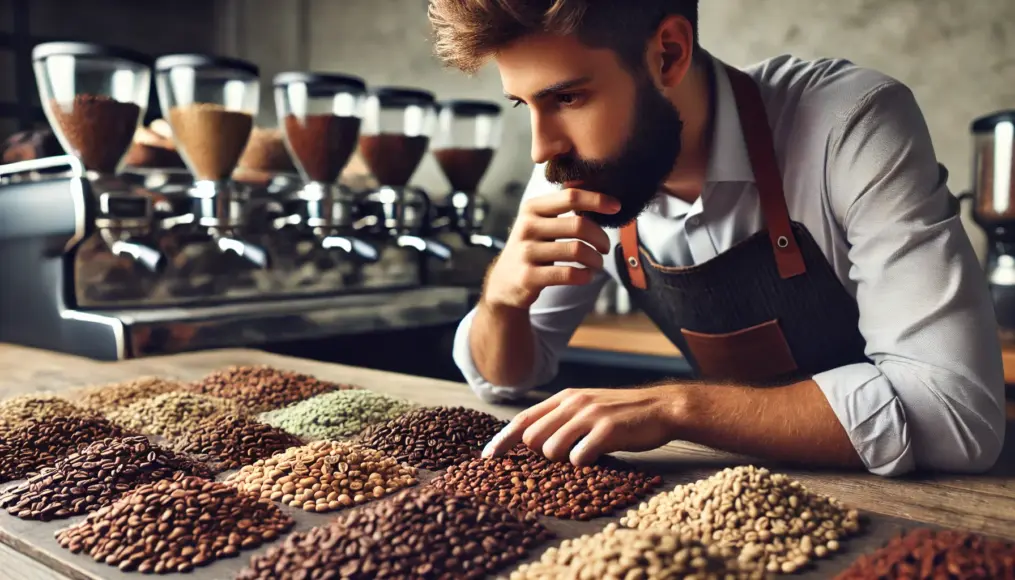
[526,189,620,218]
[520,405,574,453]
[570,423,616,467]
[482,397,562,458]
[541,411,596,463]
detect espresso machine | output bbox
[0,44,472,361]
[431,99,505,251]
[357,87,452,269]
[961,111,1015,341]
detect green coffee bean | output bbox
[259,390,417,440]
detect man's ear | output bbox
[646,14,694,88]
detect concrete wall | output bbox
[225,0,1015,255]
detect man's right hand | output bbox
[482,188,620,310]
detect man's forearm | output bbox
[469,299,536,386]
[672,379,864,468]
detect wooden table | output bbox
[1,343,1015,579]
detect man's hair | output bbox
[429,0,700,74]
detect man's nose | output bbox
[530,114,570,165]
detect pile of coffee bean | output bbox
[619,465,862,574]
[186,364,355,413]
[511,523,768,580]
[237,486,553,579]
[0,415,129,483]
[355,406,508,470]
[0,394,96,429]
[835,528,1015,579]
[56,475,295,574]
[105,392,245,439]
[171,414,305,472]
[225,440,418,513]
[432,445,663,520]
[70,376,184,413]
[259,389,417,440]
[0,435,213,521]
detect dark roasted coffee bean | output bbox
[185,364,357,413]
[0,415,130,483]
[170,414,304,472]
[237,487,552,579]
[431,444,663,520]
[355,406,507,470]
[0,436,213,521]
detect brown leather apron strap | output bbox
[724,65,806,279]
[620,221,647,289]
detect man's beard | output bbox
[544,77,683,229]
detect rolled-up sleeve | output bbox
[816,80,1006,476]
[452,164,609,403]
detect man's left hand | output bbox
[482,385,685,466]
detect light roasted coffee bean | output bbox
[0,435,213,521]
[225,440,417,513]
[237,486,553,579]
[620,465,863,574]
[186,364,356,413]
[56,475,295,573]
[0,394,97,430]
[432,444,663,520]
[835,528,1015,580]
[171,414,304,472]
[69,376,184,413]
[260,389,417,440]
[105,392,244,439]
[0,415,129,483]
[511,523,769,580]
[355,406,507,470]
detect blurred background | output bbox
[1,0,1014,393]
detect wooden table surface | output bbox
[1,343,1015,579]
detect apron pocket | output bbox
[681,319,798,383]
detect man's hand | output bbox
[482,386,684,467]
[482,189,620,310]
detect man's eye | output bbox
[511,100,526,108]
[557,93,584,107]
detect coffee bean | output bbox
[105,392,245,439]
[619,465,863,574]
[0,394,97,430]
[186,365,356,414]
[431,444,663,521]
[835,528,1015,579]
[224,440,417,513]
[260,389,417,440]
[56,475,294,572]
[171,414,304,472]
[237,486,552,579]
[0,435,213,521]
[511,523,768,579]
[0,415,130,483]
[69,376,184,413]
[355,406,507,470]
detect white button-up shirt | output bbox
[453,54,1006,477]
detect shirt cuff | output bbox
[452,308,540,404]
[812,363,915,476]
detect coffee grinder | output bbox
[358,86,452,263]
[431,99,505,251]
[272,71,378,263]
[961,111,1015,341]
[153,54,268,271]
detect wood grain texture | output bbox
[0,343,1014,579]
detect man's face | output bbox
[497,33,683,228]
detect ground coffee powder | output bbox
[237,486,553,579]
[284,114,360,183]
[834,528,1015,579]
[355,406,507,470]
[432,444,663,521]
[0,435,213,521]
[358,134,429,187]
[433,148,494,193]
[171,414,304,472]
[56,475,296,574]
[0,415,129,483]
[167,103,253,180]
[186,364,353,413]
[49,94,141,173]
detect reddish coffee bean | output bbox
[186,365,357,413]
[835,528,1015,580]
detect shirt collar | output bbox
[703,54,755,184]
